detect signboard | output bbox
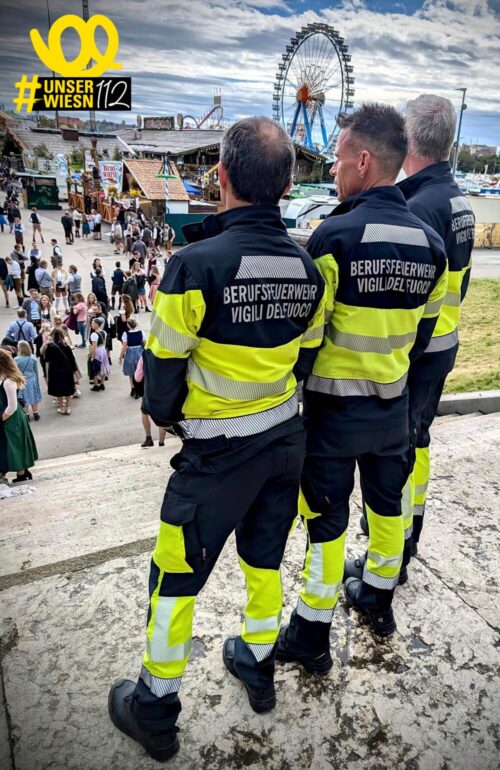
[84,150,96,172]
[143,116,175,130]
[98,160,123,193]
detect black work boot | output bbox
[222,636,276,713]
[344,553,408,587]
[359,514,369,536]
[275,609,333,675]
[276,625,333,675]
[108,679,179,762]
[344,578,396,637]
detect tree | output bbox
[33,143,53,159]
[70,148,85,167]
[456,146,499,174]
[113,146,123,161]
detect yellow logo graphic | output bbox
[30,14,122,78]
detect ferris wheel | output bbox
[273,23,354,155]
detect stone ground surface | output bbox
[1,412,499,770]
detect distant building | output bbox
[468,144,498,157]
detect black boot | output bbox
[222,636,276,713]
[275,609,333,675]
[108,679,179,762]
[344,578,396,637]
[344,553,407,587]
[359,514,369,535]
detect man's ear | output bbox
[282,178,293,197]
[358,150,371,179]
[219,162,228,190]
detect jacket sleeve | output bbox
[143,255,206,427]
[293,271,327,382]
[410,239,448,362]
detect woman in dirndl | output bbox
[118,318,146,397]
[0,349,38,483]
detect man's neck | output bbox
[403,154,442,177]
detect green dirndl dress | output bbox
[0,381,38,473]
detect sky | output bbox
[0,0,499,146]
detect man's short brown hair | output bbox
[338,103,408,178]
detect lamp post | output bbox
[452,88,467,178]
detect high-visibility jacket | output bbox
[304,186,448,426]
[143,205,326,439]
[398,161,475,378]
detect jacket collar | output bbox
[330,185,408,217]
[398,161,452,199]
[183,205,286,243]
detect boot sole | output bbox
[275,649,333,676]
[108,684,179,762]
[222,650,276,713]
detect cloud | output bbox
[0,0,498,144]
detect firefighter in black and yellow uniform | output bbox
[277,105,447,675]
[398,95,475,557]
[108,118,326,762]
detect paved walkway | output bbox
[0,209,154,458]
[1,412,499,770]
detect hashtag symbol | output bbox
[13,74,41,113]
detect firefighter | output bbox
[276,104,448,676]
[108,117,326,762]
[359,95,475,567]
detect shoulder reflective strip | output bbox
[450,196,473,214]
[425,328,458,353]
[302,326,324,343]
[443,290,461,307]
[246,642,275,662]
[305,579,342,598]
[424,298,442,315]
[413,503,425,517]
[244,613,281,633]
[179,394,298,440]
[361,223,429,247]
[235,255,307,280]
[362,568,400,590]
[297,597,335,623]
[329,325,416,354]
[188,359,292,400]
[150,311,198,354]
[306,372,407,399]
[140,667,182,696]
[367,550,402,568]
[414,482,428,496]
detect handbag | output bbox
[64,311,78,331]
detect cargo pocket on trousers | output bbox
[154,494,202,574]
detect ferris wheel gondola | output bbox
[273,23,355,156]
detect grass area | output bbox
[444,279,500,393]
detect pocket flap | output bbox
[160,493,197,526]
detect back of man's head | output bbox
[17,309,27,319]
[338,103,408,181]
[405,94,456,162]
[40,260,47,268]
[220,116,295,206]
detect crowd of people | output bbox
[0,188,177,483]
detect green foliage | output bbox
[112,146,123,161]
[70,148,85,167]
[33,143,53,159]
[456,147,500,175]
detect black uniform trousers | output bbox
[131,418,305,733]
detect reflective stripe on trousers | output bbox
[363,503,403,590]
[239,556,282,661]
